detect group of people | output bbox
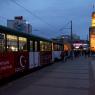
[61,49,90,62]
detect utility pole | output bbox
[59,20,73,54]
[71,20,73,51]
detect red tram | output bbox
[0,25,64,80]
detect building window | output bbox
[0,33,5,52]
[7,35,18,51]
[19,37,27,51]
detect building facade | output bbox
[7,16,32,34]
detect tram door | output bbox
[52,43,62,61]
[34,41,39,67]
[29,41,39,69]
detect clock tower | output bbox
[89,5,95,52]
[91,12,95,27]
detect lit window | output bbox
[40,41,51,51]
[19,37,27,51]
[7,35,18,51]
[0,33,5,52]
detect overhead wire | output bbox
[59,21,71,31]
[10,0,57,33]
[59,21,72,36]
[1,0,70,38]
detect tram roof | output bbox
[0,25,52,42]
[52,41,63,45]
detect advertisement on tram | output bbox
[0,52,15,79]
[40,51,52,65]
[14,52,29,72]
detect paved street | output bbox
[0,56,94,95]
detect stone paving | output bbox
[0,57,93,95]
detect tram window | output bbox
[0,33,5,52]
[7,35,18,51]
[30,40,33,51]
[47,42,52,51]
[40,41,45,51]
[40,41,51,51]
[58,45,61,51]
[53,44,58,51]
[40,41,48,51]
[57,45,59,51]
[19,37,27,51]
[52,43,53,50]
[35,41,38,51]
[60,45,63,51]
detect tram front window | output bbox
[53,44,58,51]
[0,33,5,52]
[7,35,18,51]
[19,37,27,51]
